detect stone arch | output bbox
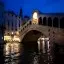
[20,25,48,43]
[22,30,44,43]
[60,17,64,28]
[38,17,42,25]
[53,17,58,27]
[48,17,52,27]
[43,17,47,25]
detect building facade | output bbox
[4,11,22,35]
[32,10,64,29]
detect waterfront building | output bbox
[4,11,22,35]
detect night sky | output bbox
[1,0,64,16]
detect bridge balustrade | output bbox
[20,21,31,32]
[19,17,64,33]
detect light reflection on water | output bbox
[4,42,22,64]
[4,42,53,64]
[4,42,40,64]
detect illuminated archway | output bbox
[32,12,38,24]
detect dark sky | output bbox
[1,0,64,16]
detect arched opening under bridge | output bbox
[21,30,44,52]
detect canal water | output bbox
[3,42,64,64]
[3,42,54,64]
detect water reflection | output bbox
[4,42,53,64]
[4,42,22,64]
[4,42,20,55]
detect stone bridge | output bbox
[19,20,64,45]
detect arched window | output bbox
[48,17,52,27]
[38,17,42,25]
[53,17,58,27]
[60,17,64,28]
[43,17,47,25]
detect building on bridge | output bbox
[32,10,64,29]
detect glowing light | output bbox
[37,37,49,53]
[2,37,3,39]
[33,12,38,19]
[12,32,13,35]
[4,43,11,55]
[13,36,20,42]
[37,40,40,52]
[42,40,45,53]
[4,35,20,42]
[16,31,19,35]
[4,36,11,41]
[4,43,20,55]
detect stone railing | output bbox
[19,20,31,32]
[19,19,64,34]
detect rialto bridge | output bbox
[4,10,64,54]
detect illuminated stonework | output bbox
[33,12,38,19]
[4,31,20,42]
[32,12,38,24]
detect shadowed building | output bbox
[0,1,5,48]
[0,1,5,63]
